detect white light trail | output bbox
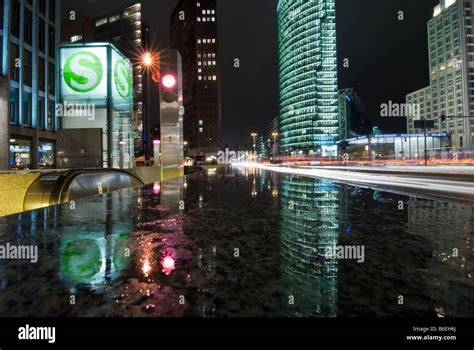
[234,163,474,201]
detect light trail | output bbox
[234,163,474,204]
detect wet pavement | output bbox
[0,166,472,317]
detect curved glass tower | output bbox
[278,0,339,156]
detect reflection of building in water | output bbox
[279,176,340,317]
[407,198,474,317]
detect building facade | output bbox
[338,88,371,139]
[93,2,148,157]
[343,133,451,161]
[406,0,474,149]
[170,0,221,158]
[60,14,94,44]
[406,86,432,134]
[277,0,339,157]
[0,0,61,170]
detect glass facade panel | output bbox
[9,138,31,170]
[38,141,55,168]
[22,91,32,127]
[9,87,19,124]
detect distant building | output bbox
[93,2,148,156]
[406,86,432,134]
[170,0,221,158]
[342,133,451,161]
[0,0,61,170]
[338,89,371,139]
[60,14,94,44]
[406,0,474,149]
[278,0,339,157]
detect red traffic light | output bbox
[162,74,176,89]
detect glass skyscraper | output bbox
[277,0,339,157]
[279,176,339,316]
[0,0,60,170]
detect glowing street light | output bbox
[143,52,153,66]
[272,132,278,143]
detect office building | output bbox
[277,0,339,157]
[338,89,371,139]
[170,0,221,158]
[406,0,474,149]
[60,14,94,44]
[406,86,432,134]
[0,0,61,170]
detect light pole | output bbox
[272,132,278,159]
[251,132,257,151]
[141,51,160,166]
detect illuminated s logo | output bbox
[63,51,104,93]
[114,59,131,99]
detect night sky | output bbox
[62,0,439,148]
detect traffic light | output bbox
[161,73,178,103]
[441,115,447,128]
[341,141,350,151]
[159,50,184,180]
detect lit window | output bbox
[213,76,216,80]
[198,76,202,80]
[212,61,216,65]
[212,17,215,21]
[198,61,202,66]
[199,120,203,125]
[212,38,215,43]
[197,39,201,43]
[197,53,201,58]
[71,34,82,43]
[211,10,215,14]
[109,14,121,23]
[202,9,206,14]
[197,17,201,21]
[198,68,202,73]
[95,18,108,27]
[199,128,203,133]
[197,2,200,7]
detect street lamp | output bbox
[141,51,161,166]
[184,141,188,158]
[251,133,257,150]
[271,132,278,159]
[272,132,278,143]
